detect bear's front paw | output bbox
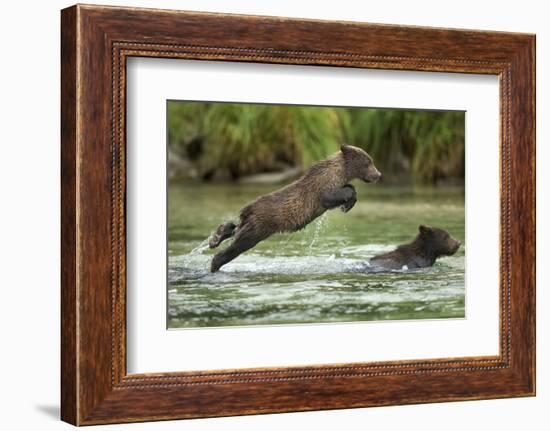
[340,185,357,212]
[340,194,357,213]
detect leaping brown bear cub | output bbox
[369,225,461,270]
[209,144,381,272]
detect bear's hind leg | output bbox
[208,222,237,249]
[210,226,264,272]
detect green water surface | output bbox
[168,183,465,328]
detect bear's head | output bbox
[418,225,461,257]
[341,144,381,183]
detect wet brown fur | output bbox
[369,225,461,270]
[210,145,380,272]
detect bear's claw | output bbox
[340,195,357,213]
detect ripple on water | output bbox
[167,244,465,328]
[167,184,465,328]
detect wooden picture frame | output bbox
[61,4,535,425]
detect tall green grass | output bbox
[340,108,465,182]
[168,101,464,183]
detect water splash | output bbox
[176,218,232,269]
[188,237,210,256]
[307,213,328,252]
[171,237,211,276]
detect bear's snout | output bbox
[364,167,382,183]
[449,239,461,254]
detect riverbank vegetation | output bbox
[168,101,465,184]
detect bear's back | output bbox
[240,154,348,232]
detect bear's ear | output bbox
[419,225,431,235]
[340,143,352,154]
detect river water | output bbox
[167,183,465,328]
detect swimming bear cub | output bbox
[209,144,381,272]
[369,225,461,270]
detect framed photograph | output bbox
[61,4,535,425]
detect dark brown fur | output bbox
[210,145,381,272]
[369,225,461,270]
